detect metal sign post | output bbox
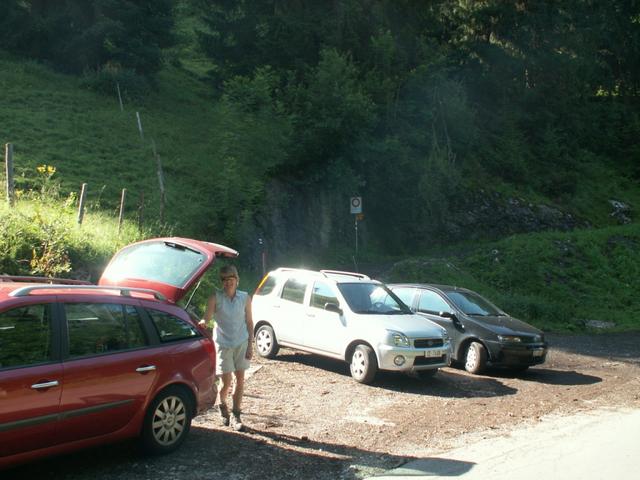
[350,197,363,258]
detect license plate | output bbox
[532,349,545,357]
[425,349,443,358]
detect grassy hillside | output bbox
[0,50,223,237]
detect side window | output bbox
[310,282,339,310]
[147,309,200,343]
[255,274,278,296]
[66,303,146,358]
[391,288,416,309]
[281,277,307,304]
[0,304,51,369]
[417,291,452,315]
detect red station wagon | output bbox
[0,237,238,469]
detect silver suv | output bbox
[252,268,451,384]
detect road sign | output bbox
[350,196,362,214]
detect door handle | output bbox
[31,380,60,390]
[136,365,156,373]
[306,313,316,318]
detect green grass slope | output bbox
[0,50,221,236]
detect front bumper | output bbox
[377,344,451,372]
[486,341,548,367]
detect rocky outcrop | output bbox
[446,190,585,242]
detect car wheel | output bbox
[350,344,378,384]
[255,324,280,359]
[464,341,487,374]
[141,386,193,455]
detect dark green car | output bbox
[388,283,548,374]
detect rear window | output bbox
[147,309,200,343]
[255,274,278,296]
[103,241,205,287]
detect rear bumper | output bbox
[195,375,218,414]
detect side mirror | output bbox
[324,302,343,315]
[440,311,464,329]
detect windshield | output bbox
[446,291,503,316]
[103,241,205,287]
[337,283,412,315]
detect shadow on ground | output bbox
[276,351,518,399]
[546,332,640,365]
[488,367,602,386]
[4,423,410,480]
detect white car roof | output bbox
[271,268,374,283]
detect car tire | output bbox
[464,341,487,374]
[350,344,378,384]
[255,324,280,359]
[141,386,193,455]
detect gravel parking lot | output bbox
[6,332,640,480]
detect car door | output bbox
[415,289,465,349]
[0,302,62,458]
[55,301,157,444]
[273,276,309,346]
[304,280,345,355]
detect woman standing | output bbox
[201,265,253,431]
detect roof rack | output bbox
[0,275,91,285]
[9,285,166,301]
[320,270,370,280]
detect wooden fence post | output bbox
[116,81,124,112]
[136,111,144,140]
[5,143,14,206]
[77,183,87,225]
[118,188,127,233]
[151,139,166,223]
[138,191,145,229]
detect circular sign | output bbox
[351,197,361,208]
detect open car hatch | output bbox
[98,237,238,303]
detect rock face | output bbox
[609,199,633,224]
[445,190,583,242]
[250,185,593,265]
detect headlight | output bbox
[387,330,410,347]
[498,335,522,343]
[442,331,451,344]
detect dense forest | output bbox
[1,0,639,266]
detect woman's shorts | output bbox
[217,342,250,374]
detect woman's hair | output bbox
[219,265,239,278]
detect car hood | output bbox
[359,313,446,338]
[468,314,543,336]
[99,237,238,303]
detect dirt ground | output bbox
[8,332,640,480]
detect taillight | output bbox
[202,338,216,371]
